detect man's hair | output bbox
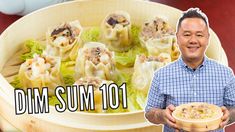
[177,8,209,31]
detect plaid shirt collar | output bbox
[178,55,209,71]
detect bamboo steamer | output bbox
[172,102,223,132]
[0,0,227,131]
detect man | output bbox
[145,8,235,132]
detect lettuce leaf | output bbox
[116,70,145,112]
[81,27,101,43]
[115,45,146,67]
[10,75,22,89]
[131,25,141,45]
[49,94,67,106]
[20,39,45,61]
[114,25,147,67]
[135,91,147,110]
[60,61,76,86]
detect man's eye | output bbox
[197,34,203,37]
[183,34,190,36]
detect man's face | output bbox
[176,18,209,61]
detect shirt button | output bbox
[194,92,197,96]
[193,75,196,77]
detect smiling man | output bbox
[145,8,235,132]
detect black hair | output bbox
[177,8,209,31]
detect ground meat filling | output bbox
[84,47,113,65]
[76,77,101,89]
[179,104,214,119]
[51,24,79,46]
[139,54,167,63]
[141,17,175,41]
[25,55,56,78]
[107,14,129,27]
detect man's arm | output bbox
[145,108,165,124]
[145,104,180,130]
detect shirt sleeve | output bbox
[224,69,235,107]
[145,71,166,112]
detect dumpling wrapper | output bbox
[131,53,171,93]
[101,11,132,52]
[139,17,175,44]
[146,35,176,56]
[139,17,179,59]
[74,77,113,113]
[46,20,83,61]
[75,42,118,81]
[19,53,64,96]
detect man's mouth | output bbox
[187,46,200,52]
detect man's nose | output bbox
[189,35,198,44]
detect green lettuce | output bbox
[135,91,147,110]
[20,39,45,61]
[114,25,147,67]
[49,94,67,106]
[81,27,101,43]
[10,75,22,89]
[116,71,146,112]
[115,45,147,67]
[131,25,141,45]
[60,61,76,86]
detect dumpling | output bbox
[101,11,132,52]
[46,20,83,61]
[131,53,171,93]
[139,17,179,58]
[19,53,64,96]
[139,17,175,43]
[74,77,113,113]
[75,42,117,81]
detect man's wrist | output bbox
[153,109,166,124]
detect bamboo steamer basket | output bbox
[0,0,228,131]
[172,102,223,132]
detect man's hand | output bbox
[220,106,230,128]
[145,104,181,131]
[163,104,180,131]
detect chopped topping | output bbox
[75,77,102,89]
[179,104,214,119]
[51,26,71,36]
[50,23,79,46]
[107,14,129,27]
[84,47,113,65]
[25,54,56,78]
[141,17,175,41]
[138,54,167,63]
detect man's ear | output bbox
[175,32,180,45]
[175,31,180,37]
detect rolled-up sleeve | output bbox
[145,72,166,112]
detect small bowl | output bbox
[172,102,223,132]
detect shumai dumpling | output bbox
[74,77,113,113]
[139,17,178,57]
[101,11,132,52]
[19,53,64,96]
[46,20,83,61]
[75,42,117,81]
[131,53,171,93]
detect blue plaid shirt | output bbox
[145,56,235,132]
